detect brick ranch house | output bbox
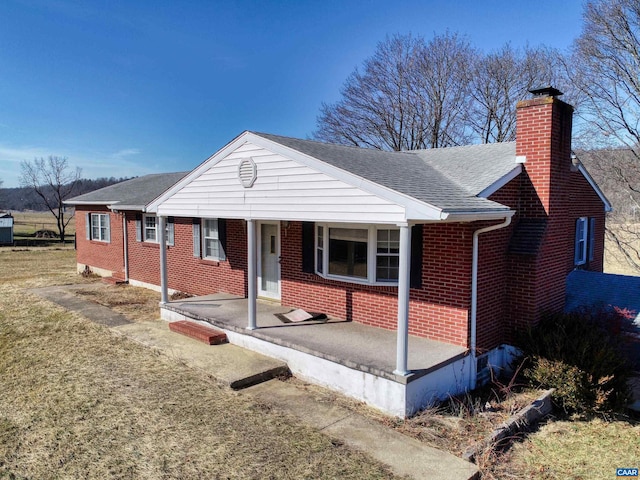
[67,88,611,416]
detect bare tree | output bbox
[468,45,567,143]
[20,156,82,243]
[413,32,475,148]
[314,33,475,151]
[571,0,640,272]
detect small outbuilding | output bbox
[0,213,14,245]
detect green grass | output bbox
[0,248,397,479]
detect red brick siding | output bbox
[126,215,246,297]
[501,96,607,341]
[474,179,519,352]
[75,206,125,276]
[280,221,471,347]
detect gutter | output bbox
[470,215,513,390]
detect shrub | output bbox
[517,307,633,415]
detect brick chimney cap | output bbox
[529,86,563,98]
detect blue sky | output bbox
[0,0,585,188]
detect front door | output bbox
[258,221,280,299]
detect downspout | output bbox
[470,215,512,390]
[122,213,129,283]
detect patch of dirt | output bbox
[73,284,161,322]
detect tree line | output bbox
[0,175,129,212]
[315,0,640,272]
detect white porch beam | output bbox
[247,219,257,330]
[158,215,169,304]
[393,223,411,376]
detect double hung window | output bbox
[141,215,174,245]
[90,213,110,242]
[575,217,596,266]
[203,219,222,260]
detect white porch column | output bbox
[247,219,257,330]
[158,215,169,304]
[393,223,411,376]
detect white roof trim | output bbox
[577,163,613,212]
[477,165,523,199]
[150,131,511,222]
[63,200,121,206]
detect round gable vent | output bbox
[238,158,257,188]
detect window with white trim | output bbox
[90,213,110,242]
[203,218,222,260]
[315,224,400,284]
[574,216,596,266]
[376,229,400,281]
[142,215,174,245]
[144,215,158,242]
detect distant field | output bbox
[9,211,76,239]
[605,222,640,276]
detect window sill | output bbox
[89,239,110,245]
[315,271,398,287]
[199,258,222,266]
[141,241,174,248]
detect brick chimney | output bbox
[508,87,576,335]
[515,87,574,217]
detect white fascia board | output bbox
[477,165,522,199]
[109,204,145,212]
[243,133,444,220]
[148,131,256,213]
[578,163,613,212]
[63,200,120,206]
[441,209,515,222]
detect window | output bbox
[89,213,110,242]
[575,217,596,266]
[328,227,368,278]
[203,218,222,260]
[316,224,400,284]
[144,215,157,242]
[140,215,174,245]
[376,229,400,281]
[316,226,324,274]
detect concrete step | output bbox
[112,320,289,390]
[169,320,228,345]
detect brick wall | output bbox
[501,94,607,342]
[126,215,246,297]
[280,221,472,347]
[75,205,125,276]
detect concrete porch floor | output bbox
[161,293,468,385]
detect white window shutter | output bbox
[135,215,142,242]
[192,221,201,257]
[167,218,175,246]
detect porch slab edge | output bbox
[161,303,467,385]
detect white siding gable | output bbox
[157,141,407,223]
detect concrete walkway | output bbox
[31,284,479,480]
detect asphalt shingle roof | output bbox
[65,172,188,209]
[414,142,518,196]
[253,132,514,213]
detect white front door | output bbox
[258,221,280,299]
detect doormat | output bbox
[275,309,328,324]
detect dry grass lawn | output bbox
[10,211,76,238]
[488,419,640,480]
[0,248,397,479]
